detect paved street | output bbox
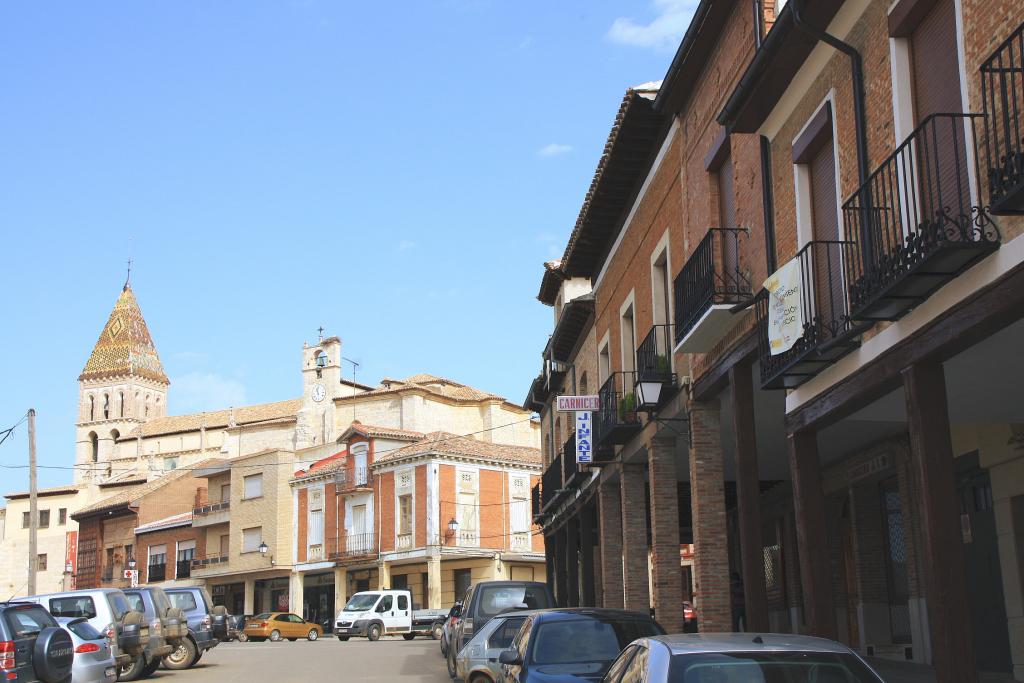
[157,637,452,683]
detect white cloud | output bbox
[170,372,247,413]
[538,143,572,157]
[398,240,416,251]
[608,0,696,51]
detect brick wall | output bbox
[137,526,204,583]
[531,474,545,554]
[415,465,427,547]
[479,469,504,549]
[137,474,207,526]
[297,488,308,562]
[438,465,455,546]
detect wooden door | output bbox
[809,136,845,328]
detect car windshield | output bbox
[150,589,172,615]
[477,585,551,621]
[125,593,145,613]
[668,652,884,682]
[66,619,104,640]
[344,594,380,612]
[5,606,57,637]
[106,592,130,620]
[531,618,663,665]
[168,593,198,612]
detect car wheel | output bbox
[337,636,349,642]
[118,654,145,682]
[403,633,416,641]
[470,675,493,683]
[31,625,73,683]
[308,629,319,641]
[269,630,282,642]
[440,635,448,658]
[142,658,161,677]
[432,623,443,640]
[446,647,458,679]
[162,637,198,670]
[237,632,249,642]
[367,624,382,642]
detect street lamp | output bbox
[447,518,459,546]
[635,379,666,411]
[258,541,274,565]
[127,557,137,570]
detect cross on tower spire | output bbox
[124,259,132,291]
[318,326,324,342]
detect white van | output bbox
[333,590,412,641]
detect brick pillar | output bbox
[580,505,597,606]
[788,431,836,639]
[903,363,976,683]
[729,362,769,632]
[688,399,731,631]
[565,517,580,607]
[648,434,684,633]
[620,463,650,613]
[598,478,624,608]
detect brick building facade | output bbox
[531,1,1024,681]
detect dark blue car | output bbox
[497,608,664,683]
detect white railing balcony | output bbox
[396,533,413,550]
[307,544,323,562]
[510,533,531,552]
[457,530,480,548]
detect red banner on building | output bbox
[65,531,78,589]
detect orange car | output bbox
[242,612,323,642]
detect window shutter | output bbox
[309,510,324,545]
[244,474,262,499]
[242,527,262,553]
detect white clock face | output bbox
[312,384,326,403]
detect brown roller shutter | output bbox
[717,152,739,277]
[809,136,844,322]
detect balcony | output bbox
[334,466,371,493]
[510,532,531,552]
[756,241,866,390]
[635,324,677,411]
[147,563,166,583]
[982,21,1024,214]
[843,113,1000,321]
[327,533,376,560]
[674,228,752,352]
[175,560,191,579]
[594,371,642,448]
[190,553,229,570]
[456,530,480,548]
[560,434,587,490]
[192,500,230,528]
[307,544,324,562]
[531,483,544,523]
[540,453,564,513]
[396,533,414,551]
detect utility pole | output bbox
[28,408,38,595]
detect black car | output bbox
[0,601,74,683]
[447,581,555,678]
[496,608,664,683]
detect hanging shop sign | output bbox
[575,411,593,464]
[557,395,600,412]
[764,258,803,355]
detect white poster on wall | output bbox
[764,258,803,355]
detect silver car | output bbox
[454,612,532,683]
[56,617,118,683]
[601,633,885,683]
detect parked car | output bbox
[453,611,533,683]
[447,581,555,678]
[0,601,74,683]
[163,587,222,669]
[439,602,462,658]
[55,616,118,683]
[242,613,323,642]
[411,602,450,640]
[494,608,664,683]
[600,633,886,682]
[333,590,433,642]
[227,615,250,641]
[120,588,181,679]
[21,589,150,678]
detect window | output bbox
[102,394,110,420]
[59,508,67,525]
[148,544,168,566]
[39,510,50,528]
[5,606,57,636]
[397,594,408,611]
[119,391,125,418]
[220,483,231,502]
[453,569,472,602]
[243,473,263,499]
[376,595,393,613]
[88,395,95,422]
[22,512,29,528]
[489,616,527,650]
[392,574,408,590]
[49,596,97,619]
[242,527,262,553]
[220,534,230,555]
[598,343,611,384]
[605,646,639,683]
[168,592,198,612]
[37,554,48,571]
[163,457,178,471]
[620,645,648,683]
[398,494,413,536]
[89,432,99,463]
[125,593,144,613]
[620,304,636,373]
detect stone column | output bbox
[554,528,568,605]
[580,506,596,607]
[428,551,442,609]
[620,463,650,613]
[565,517,580,607]
[788,431,836,639]
[289,572,305,617]
[729,362,769,632]
[688,400,731,631]
[377,560,391,590]
[648,434,684,633]
[903,363,976,683]
[243,577,256,615]
[598,478,624,608]
[333,566,349,614]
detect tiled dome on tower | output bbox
[79,283,168,385]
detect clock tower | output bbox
[295,332,343,450]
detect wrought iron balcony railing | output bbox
[531,482,543,521]
[326,533,376,559]
[193,500,229,516]
[560,434,587,490]
[674,228,752,350]
[594,371,641,447]
[636,324,675,384]
[541,453,563,512]
[334,466,370,491]
[175,560,192,579]
[982,21,1024,214]
[756,241,866,390]
[190,553,229,569]
[147,563,166,583]
[843,113,999,321]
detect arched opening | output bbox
[88,395,95,422]
[102,394,110,420]
[155,396,161,417]
[89,432,99,463]
[144,395,151,418]
[119,391,125,418]
[579,372,589,396]
[110,429,120,445]
[135,392,141,417]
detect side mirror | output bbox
[498,650,522,666]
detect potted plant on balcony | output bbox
[618,392,637,422]
[655,354,670,375]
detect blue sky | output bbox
[0,0,694,492]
